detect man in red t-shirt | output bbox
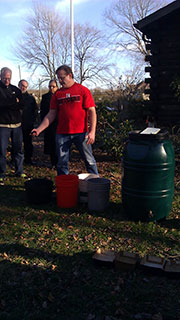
[31,65,98,175]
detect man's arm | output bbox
[31,109,57,136]
[86,107,97,144]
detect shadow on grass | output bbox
[0,183,127,221]
[0,183,180,242]
[0,183,57,208]
[0,184,26,205]
[0,243,179,320]
[0,247,102,320]
[158,218,180,230]
[0,244,124,320]
[79,201,127,221]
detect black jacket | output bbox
[40,91,58,155]
[22,92,37,129]
[40,91,53,121]
[0,80,24,124]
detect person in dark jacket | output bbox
[40,79,58,168]
[0,67,25,184]
[18,79,37,165]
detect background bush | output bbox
[96,100,134,160]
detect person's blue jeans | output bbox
[56,132,98,175]
[0,126,24,177]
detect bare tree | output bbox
[13,3,112,86]
[13,3,71,83]
[104,0,173,57]
[106,63,145,113]
[74,23,113,85]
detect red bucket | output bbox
[55,174,79,208]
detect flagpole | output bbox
[70,0,74,73]
[18,65,21,80]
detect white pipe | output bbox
[70,0,74,73]
[18,65,21,80]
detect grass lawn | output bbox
[0,138,180,320]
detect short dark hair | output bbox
[49,79,58,87]
[55,65,74,79]
[18,79,28,87]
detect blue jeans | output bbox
[56,132,98,175]
[0,126,24,177]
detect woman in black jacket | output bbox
[40,80,58,168]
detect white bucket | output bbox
[78,173,99,203]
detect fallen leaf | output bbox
[51,264,56,270]
[48,292,54,302]
[152,313,163,320]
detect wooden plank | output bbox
[145,43,159,54]
[157,52,180,60]
[145,78,152,83]
[145,55,159,65]
[158,107,180,112]
[156,97,179,104]
[145,66,180,72]
[145,66,151,73]
[158,59,180,67]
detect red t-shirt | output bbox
[50,82,95,134]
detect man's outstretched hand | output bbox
[30,128,40,136]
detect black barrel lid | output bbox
[129,129,169,141]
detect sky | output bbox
[0,0,116,88]
[0,0,174,88]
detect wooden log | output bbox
[157,105,180,112]
[145,43,159,54]
[158,94,179,102]
[145,66,151,73]
[145,78,151,83]
[144,88,159,94]
[145,66,180,72]
[145,55,159,66]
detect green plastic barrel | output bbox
[122,130,175,221]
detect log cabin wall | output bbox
[135,3,180,126]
